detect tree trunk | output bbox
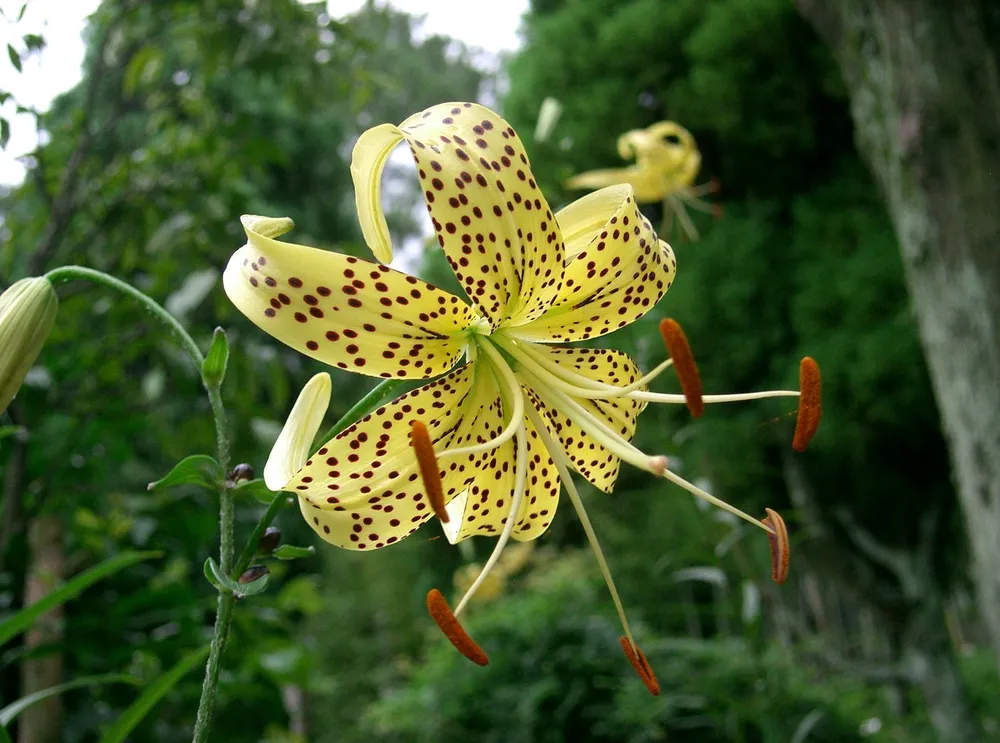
[18,516,66,743]
[795,0,1000,677]
[900,590,981,743]
[782,450,982,741]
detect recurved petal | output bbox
[511,185,676,343]
[351,123,405,264]
[264,372,331,491]
[224,215,476,380]
[526,347,648,493]
[386,102,565,327]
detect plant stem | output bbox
[233,492,289,578]
[43,266,236,743]
[44,266,204,368]
[193,385,233,743]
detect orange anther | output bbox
[792,357,821,452]
[619,636,660,696]
[426,588,489,666]
[659,318,703,418]
[762,507,790,585]
[410,420,448,523]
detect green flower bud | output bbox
[0,277,58,413]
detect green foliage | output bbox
[365,556,868,743]
[0,551,160,646]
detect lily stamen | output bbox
[619,636,661,696]
[762,508,790,584]
[526,407,641,650]
[522,366,775,534]
[435,340,525,461]
[426,588,489,666]
[658,318,704,418]
[410,420,449,523]
[793,357,822,452]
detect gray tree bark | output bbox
[794,0,1000,677]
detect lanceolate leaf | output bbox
[98,647,209,743]
[0,551,161,646]
[147,454,221,492]
[272,544,315,561]
[0,674,138,726]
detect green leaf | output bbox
[272,544,315,561]
[98,647,209,743]
[22,34,44,52]
[147,454,221,492]
[0,674,138,726]
[203,557,238,594]
[0,118,9,149]
[16,3,26,22]
[237,571,270,598]
[0,724,11,743]
[232,478,278,504]
[7,45,21,72]
[0,551,161,646]
[0,425,23,441]
[201,327,229,389]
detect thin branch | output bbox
[27,2,139,274]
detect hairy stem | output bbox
[44,266,204,368]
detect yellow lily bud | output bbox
[0,277,58,413]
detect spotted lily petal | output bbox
[351,102,565,328]
[512,185,676,342]
[524,347,648,493]
[224,215,477,379]
[264,372,331,490]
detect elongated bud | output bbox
[426,588,488,666]
[238,565,269,584]
[257,526,282,555]
[659,318,703,418]
[619,637,660,696]
[0,277,58,413]
[410,420,448,523]
[792,357,821,452]
[762,508,789,584]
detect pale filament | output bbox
[525,404,637,649]
[498,335,674,400]
[435,338,525,461]
[506,334,799,408]
[453,423,529,617]
[518,363,774,534]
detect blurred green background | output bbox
[1,0,998,741]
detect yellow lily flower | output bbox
[0,277,58,413]
[565,121,721,241]
[224,102,819,684]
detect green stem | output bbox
[233,491,289,578]
[192,591,233,743]
[45,266,204,368]
[44,266,241,742]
